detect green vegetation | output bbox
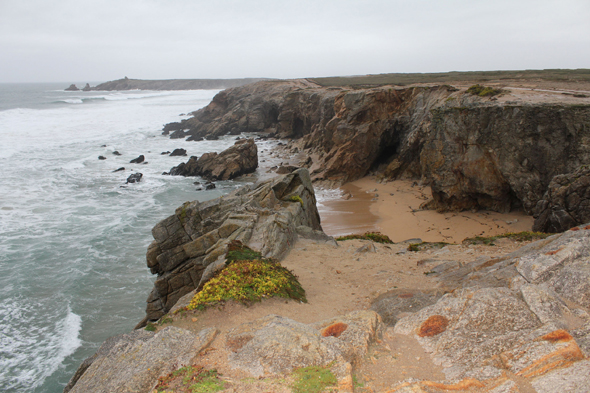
[154,365,224,393]
[225,240,263,264]
[291,366,338,393]
[463,231,551,246]
[466,84,503,97]
[187,241,306,310]
[408,242,452,252]
[158,315,173,326]
[336,232,394,244]
[144,323,157,332]
[288,195,304,207]
[310,69,590,88]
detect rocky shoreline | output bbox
[65,77,268,91]
[65,78,590,392]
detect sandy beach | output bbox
[321,176,534,243]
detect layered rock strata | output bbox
[142,168,322,322]
[165,80,590,215]
[169,138,257,180]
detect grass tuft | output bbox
[336,232,393,244]
[462,231,550,246]
[291,366,338,393]
[408,242,451,252]
[154,365,224,393]
[466,84,503,97]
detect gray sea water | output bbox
[0,84,292,392]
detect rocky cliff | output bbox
[166,80,590,214]
[141,168,324,323]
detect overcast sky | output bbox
[0,0,588,83]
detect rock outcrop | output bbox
[65,326,217,393]
[169,139,257,181]
[533,165,590,233]
[374,225,590,391]
[89,77,269,91]
[166,80,590,214]
[65,84,79,91]
[142,168,322,322]
[227,310,383,391]
[82,83,92,92]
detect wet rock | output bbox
[126,173,142,184]
[129,155,145,164]
[98,156,106,160]
[112,151,121,156]
[160,151,170,155]
[169,139,257,181]
[276,165,299,174]
[205,183,215,190]
[113,167,125,172]
[169,148,187,156]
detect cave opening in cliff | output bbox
[369,122,406,174]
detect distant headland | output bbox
[64,76,269,91]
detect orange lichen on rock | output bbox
[321,322,348,338]
[570,226,580,231]
[584,225,590,230]
[545,248,563,256]
[541,329,574,343]
[517,341,584,378]
[422,378,486,391]
[418,315,449,337]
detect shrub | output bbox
[466,84,503,97]
[187,258,306,310]
[154,365,224,393]
[292,366,337,393]
[463,231,550,246]
[336,232,393,244]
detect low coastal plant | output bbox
[144,322,157,332]
[336,232,394,244]
[187,241,306,310]
[154,365,224,393]
[291,365,338,393]
[463,231,550,246]
[466,84,503,97]
[408,242,451,252]
[288,195,304,207]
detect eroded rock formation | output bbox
[142,168,323,322]
[169,138,257,180]
[166,80,590,215]
[533,165,590,233]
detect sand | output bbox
[321,176,534,244]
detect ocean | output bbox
[0,83,295,392]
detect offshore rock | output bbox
[65,84,79,91]
[168,80,590,213]
[143,168,323,321]
[66,326,217,393]
[169,138,257,181]
[126,173,142,184]
[169,148,187,156]
[533,165,590,233]
[129,154,145,164]
[82,83,92,92]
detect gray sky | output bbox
[1,0,589,83]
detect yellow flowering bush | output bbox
[187,257,306,310]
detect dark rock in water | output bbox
[112,151,121,156]
[205,183,216,190]
[100,145,107,147]
[82,83,92,92]
[143,168,323,321]
[113,167,125,172]
[126,173,143,184]
[195,187,202,191]
[65,84,79,91]
[169,148,187,157]
[160,151,170,155]
[161,122,183,136]
[142,162,148,165]
[186,135,204,141]
[162,172,169,175]
[533,166,590,233]
[98,156,106,160]
[193,181,201,185]
[130,155,145,164]
[169,130,187,139]
[169,139,257,180]
[276,165,299,174]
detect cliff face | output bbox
[168,80,590,214]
